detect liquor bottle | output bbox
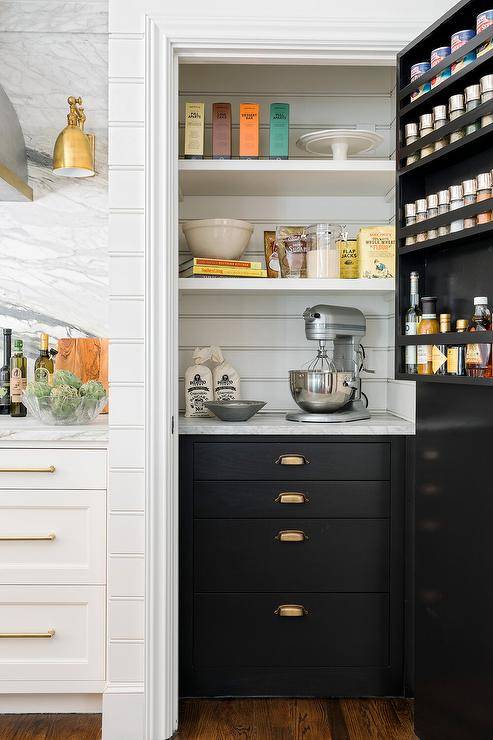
[34,333,54,384]
[0,329,12,415]
[432,313,451,375]
[465,296,493,378]
[10,339,27,417]
[417,296,439,375]
[404,271,421,373]
[447,319,467,375]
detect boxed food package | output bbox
[184,102,205,159]
[212,102,232,159]
[264,231,278,278]
[269,103,289,159]
[338,239,358,279]
[239,103,259,159]
[357,226,395,278]
[275,225,308,278]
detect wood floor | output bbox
[0,700,417,739]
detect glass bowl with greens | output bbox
[23,371,107,425]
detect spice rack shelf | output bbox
[178,159,395,197]
[178,277,395,294]
[395,0,493,384]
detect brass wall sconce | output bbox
[53,96,95,177]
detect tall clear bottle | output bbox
[10,339,27,417]
[0,329,12,415]
[405,271,421,373]
[34,333,54,384]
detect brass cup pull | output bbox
[0,629,55,638]
[0,534,56,542]
[275,492,309,505]
[0,466,55,473]
[275,454,309,466]
[275,529,308,542]
[274,604,308,618]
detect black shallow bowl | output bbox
[204,400,266,422]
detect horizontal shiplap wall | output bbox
[108,34,145,718]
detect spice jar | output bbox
[438,189,450,237]
[449,184,464,232]
[415,198,428,241]
[449,94,465,142]
[432,105,448,151]
[464,84,481,135]
[476,172,492,224]
[419,113,434,157]
[305,223,341,278]
[404,203,416,245]
[480,75,493,127]
[462,179,477,228]
[404,122,420,165]
[426,193,439,239]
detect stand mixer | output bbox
[286,304,373,423]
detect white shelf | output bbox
[179,277,395,294]
[179,159,395,197]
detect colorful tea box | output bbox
[269,103,289,159]
[357,226,395,279]
[184,102,205,159]
[239,103,259,159]
[212,103,232,159]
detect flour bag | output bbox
[184,346,223,417]
[213,357,241,401]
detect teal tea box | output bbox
[269,103,289,159]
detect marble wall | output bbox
[0,0,108,358]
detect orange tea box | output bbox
[239,103,259,159]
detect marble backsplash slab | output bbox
[0,0,108,359]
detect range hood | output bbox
[0,84,33,201]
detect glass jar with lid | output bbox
[449,94,465,142]
[305,223,342,278]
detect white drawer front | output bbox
[0,450,106,489]
[0,585,105,681]
[0,491,106,585]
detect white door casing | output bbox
[144,14,419,740]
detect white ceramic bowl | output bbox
[181,218,254,260]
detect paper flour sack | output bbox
[184,346,223,417]
[213,358,241,401]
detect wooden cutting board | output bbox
[55,338,108,413]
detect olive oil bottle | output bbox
[0,329,12,415]
[34,333,54,384]
[10,339,27,417]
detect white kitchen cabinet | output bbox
[0,449,106,490]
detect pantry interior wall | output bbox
[179,63,414,419]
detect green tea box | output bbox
[269,103,289,159]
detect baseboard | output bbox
[0,693,102,713]
[102,683,144,740]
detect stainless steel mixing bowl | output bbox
[289,370,355,413]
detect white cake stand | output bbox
[296,129,384,160]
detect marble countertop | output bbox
[179,412,415,436]
[0,415,108,444]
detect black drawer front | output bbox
[195,519,389,592]
[194,441,390,480]
[194,481,390,518]
[194,594,389,668]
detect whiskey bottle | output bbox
[432,313,450,375]
[34,333,54,384]
[417,297,439,375]
[404,271,421,374]
[447,319,467,375]
[0,329,12,415]
[465,296,492,378]
[10,339,27,417]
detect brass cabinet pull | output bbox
[275,529,308,542]
[275,454,309,466]
[275,492,309,504]
[0,533,56,542]
[274,604,308,618]
[0,629,55,638]
[0,466,55,473]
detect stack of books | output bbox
[179,257,267,279]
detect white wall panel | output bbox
[387,379,416,422]
[109,170,145,210]
[110,386,145,427]
[109,37,144,78]
[108,556,144,598]
[110,342,145,382]
[109,469,145,511]
[109,126,145,167]
[109,600,144,640]
[108,641,144,682]
[109,212,144,253]
[110,255,144,296]
[109,429,145,468]
[109,81,145,123]
[109,513,145,555]
[109,299,144,339]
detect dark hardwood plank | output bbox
[0,714,101,740]
[178,698,416,740]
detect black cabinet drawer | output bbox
[194,594,389,668]
[194,441,390,480]
[195,519,389,592]
[194,481,390,518]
